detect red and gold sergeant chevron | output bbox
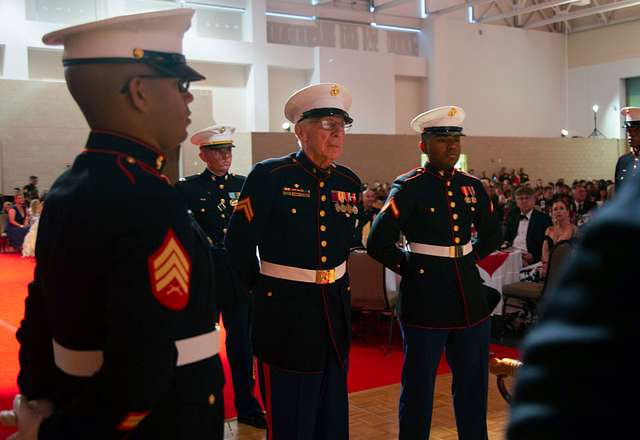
[381,197,400,219]
[234,197,254,223]
[148,229,191,311]
[117,411,150,431]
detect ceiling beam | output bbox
[477,0,580,23]
[570,13,640,32]
[524,0,640,28]
[430,0,496,15]
[376,0,414,12]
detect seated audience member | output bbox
[502,186,552,265]
[606,183,615,201]
[481,177,504,224]
[572,183,596,225]
[353,188,379,248]
[540,198,577,278]
[518,168,529,184]
[22,199,43,258]
[22,176,39,202]
[6,193,30,251]
[537,185,554,214]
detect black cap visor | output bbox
[63,49,205,81]
[201,142,235,150]
[422,126,465,137]
[299,108,353,125]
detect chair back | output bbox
[347,249,389,311]
[542,240,573,293]
[0,213,7,234]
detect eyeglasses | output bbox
[315,118,352,132]
[120,75,191,94]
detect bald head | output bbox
[65,63,194,152]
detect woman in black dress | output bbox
[6,193,30,251]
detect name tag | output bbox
[282,187,311,198]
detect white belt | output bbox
[52,327,221,377]
[408,241,473,258]
[260,260,346,284]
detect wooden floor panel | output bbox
[224,373,509,439]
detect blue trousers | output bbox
[258,354,348,440]
[399,320,490,440]
[221,292,263,418]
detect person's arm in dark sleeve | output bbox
[17,270,57,401]
[225,163,273,291]
[35,225,185,439]
[366,179,414,274]
[473,182,501,260]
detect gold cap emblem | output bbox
[330,84,340,97]
[156,155,164,170]
[133,48,145,59]
[448,107,457,117]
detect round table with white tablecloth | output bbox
[476,250,523,315]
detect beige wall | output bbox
[268,67,311,132]
[395,76,427,135]
[569,20,640,68]
[463,137,624,183]
[249,132,623,185]
[0,79,213,194]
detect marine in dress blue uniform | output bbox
[175,126,265,428]
[12,9,227,439]
[615,107,640,189]
[367,106,501,440]
[225,83,361,440]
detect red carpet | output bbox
[0,254,519,438]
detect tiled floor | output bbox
[224,372,511,439]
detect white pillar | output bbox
[246,62,269,131]
[0,0,29,79]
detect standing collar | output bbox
[85,130,166,171]
[425,162,456,179]
[294,150,333,178]
[203,168,230,181]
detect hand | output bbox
[14,398,54,440]
[522,253,534,265]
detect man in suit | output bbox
[12,9,227,439]
[367,106,501,440]
[571,183,596,226]
[507,165,640,440]
[175,126,265,428]
[502,186,551,265]
[615,107,640,189]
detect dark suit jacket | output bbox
[507,172,640,440]
[503,208,551,263]
[573,199,596,215]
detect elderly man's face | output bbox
[425,134,461,170]
[516,194,535,213]
[295,116,346,168]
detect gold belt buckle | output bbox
[449,245,464,258]
[316,269,336,284]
